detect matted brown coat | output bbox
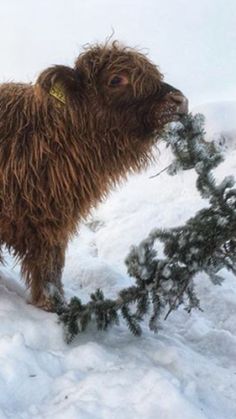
[0,42,187,310]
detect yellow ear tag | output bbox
[49,83,66,104]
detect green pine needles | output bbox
[58,113,236,343]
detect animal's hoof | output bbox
[30,283,67,313]
[34,296,58,312]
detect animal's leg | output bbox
[22,243,67,312]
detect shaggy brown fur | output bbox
[0,42,187,310]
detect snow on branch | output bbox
[57,113,236,343]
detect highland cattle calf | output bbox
[0,42,188,310]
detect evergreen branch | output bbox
[57,113,236,342]
[164,278,191,320]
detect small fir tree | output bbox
[58,113,236,343]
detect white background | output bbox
[0,0,235,106]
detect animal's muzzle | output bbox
[158,82,189,115]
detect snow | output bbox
[0,101,235,418]
[0,1,236,418]
[194,101,236,147]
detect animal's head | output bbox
[37,42,188,140]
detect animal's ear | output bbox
[37,65,80,97]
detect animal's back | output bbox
[0,83,57,244]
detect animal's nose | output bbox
[158,82,188,114]
[168,92,189,114]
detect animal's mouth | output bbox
[149,96,188,140]
[168,110,188,122]
[137,91,189,139]
[155,109,188,128]
[158,94,189,125]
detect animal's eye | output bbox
[108,75,129,87]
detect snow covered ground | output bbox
[0,101,235,419]
[0,0,236,417]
